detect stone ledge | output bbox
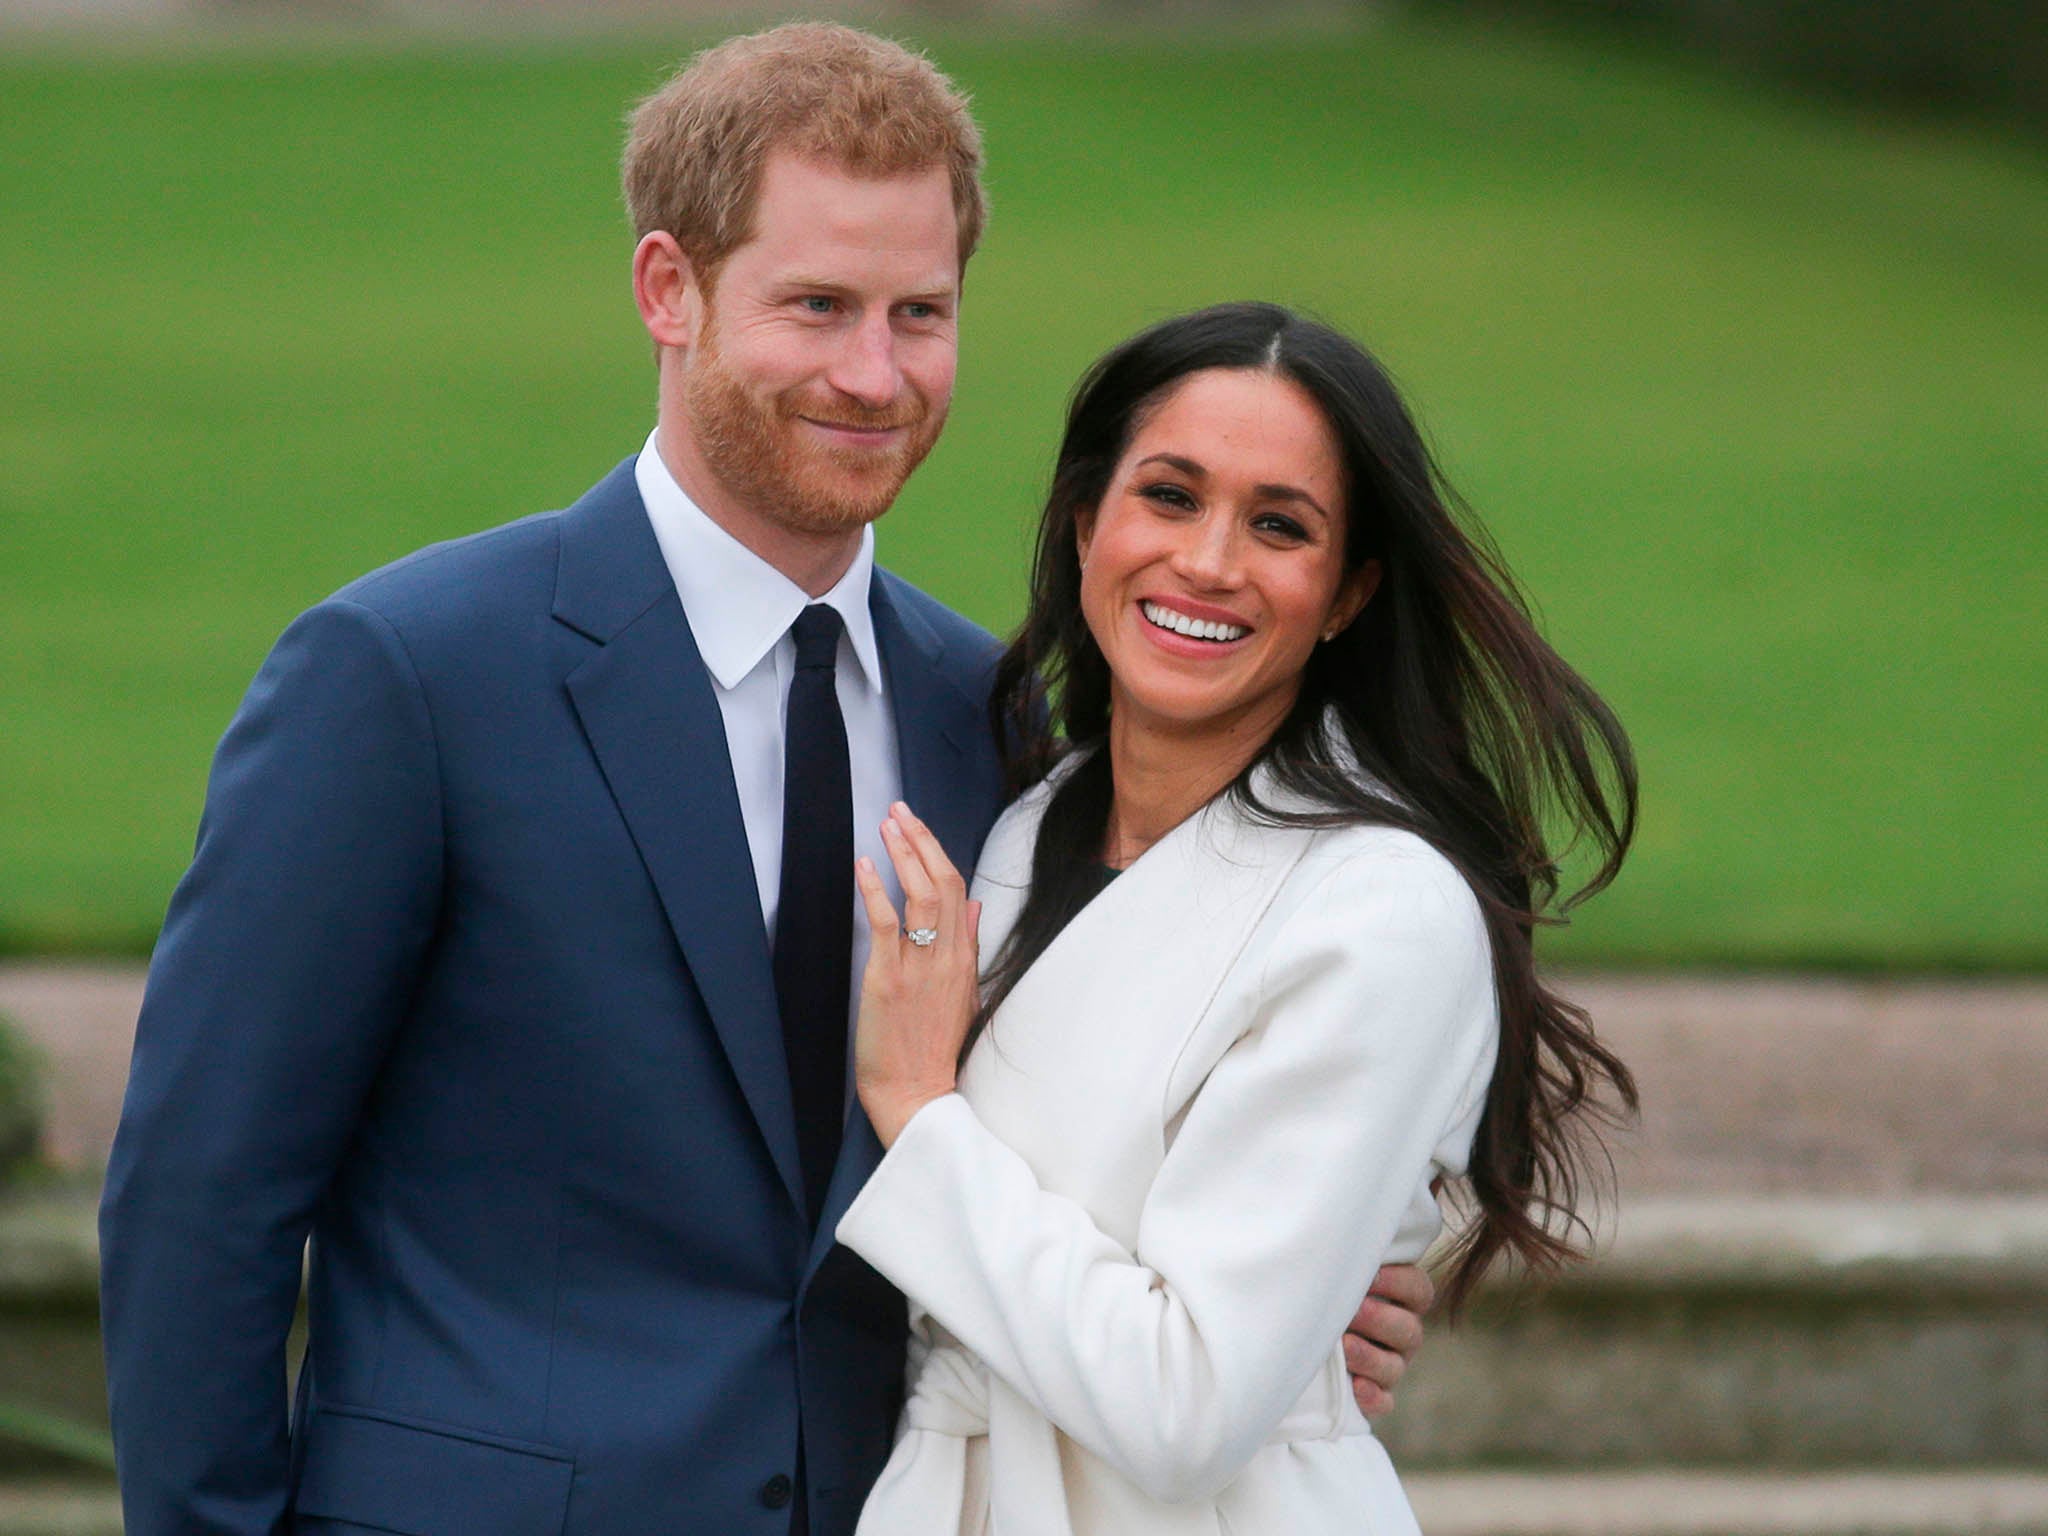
[1382,1204,2048,1466]
[0,1189,98,1310]
[1546,1197,2048,1299]
[1406,1470,2048,1536]
[9,1471,2048,1536]
[0,1485,118,1536]
[12,1188,2048,1308]
[8,964,2044,1195]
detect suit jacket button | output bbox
[760,1473,794,1509]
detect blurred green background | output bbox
[2,11,2043,965]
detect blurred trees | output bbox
[1418,0,2048,132]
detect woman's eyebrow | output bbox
[1134,452,1207,478]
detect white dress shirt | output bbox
[635,431,905,1065]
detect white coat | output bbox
[838,761,1499,1535]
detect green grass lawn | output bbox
[2,17,2043,964]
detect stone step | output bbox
[6,966,2045,1197]
[1380,1196,2048,1468]
[1407,1470,2048,1536]
[7,1187,2046,1472]
[1560,975,2048,1200]
[0,1485,114,1536]
[0,1188,105,1480]
[7,1471,2048,1536]
[7,965,2046,1475]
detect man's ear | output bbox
[633,231,703,351]
[1324,558,1382,642]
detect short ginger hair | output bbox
[622,23,988,285]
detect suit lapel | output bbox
[555,462,805,1216]
[872,571,988,878]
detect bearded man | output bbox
[98,25,1429,1536]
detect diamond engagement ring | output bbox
[905,926,939,948]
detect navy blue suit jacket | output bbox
[99,460,1010,1536]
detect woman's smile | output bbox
[1138,597,1252,648]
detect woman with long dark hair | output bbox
[837,302,1637,1534]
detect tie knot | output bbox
[790,604,844,672]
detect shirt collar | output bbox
[634,428,885,696]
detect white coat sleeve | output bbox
[836,846,1498,1502]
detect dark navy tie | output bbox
[774,604,853,1231]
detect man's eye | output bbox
[902,302,934,320]
[800,296,836,314]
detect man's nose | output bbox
[826,312,903,408]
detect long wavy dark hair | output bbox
[982,302,1639,1315]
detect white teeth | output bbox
[1142,601,1247,643]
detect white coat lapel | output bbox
[1004,788,1315,1007]
[970,791,1317,1147]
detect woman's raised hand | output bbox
[854,801,983,1148]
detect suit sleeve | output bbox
[837,848,1496,1502]
[99,598,444,1536]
